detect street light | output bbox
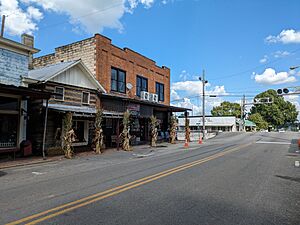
[199,70,208,140]
[290,65,300,70]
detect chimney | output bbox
[21,34,34,69]
[21,33,34,48]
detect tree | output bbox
[248,113,268,130]
[211,101,241,118]
[250,89,298,128]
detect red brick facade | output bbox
[33,34,170,105]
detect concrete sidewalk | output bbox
[0,141,203,169]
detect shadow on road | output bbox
[275,175,300,183]
[0,171,7,177]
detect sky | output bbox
[1,0,300,116]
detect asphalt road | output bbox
[1,132,299,225]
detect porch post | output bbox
[42,99,49,160]
[116,118,120,151]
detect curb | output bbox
[0,157,62,170]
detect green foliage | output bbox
[248,113,268,130]
[250,89,298,128]
[211,101,241,118]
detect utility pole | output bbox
[1,15,5,37]
[240,94,245,131]
[199,70,208,140]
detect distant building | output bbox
[178,116,237,132]
[177,116,237,141]
[236,119,256,132]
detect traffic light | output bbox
[277,88,289,95]
[283,88,289,94]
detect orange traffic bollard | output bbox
[184,139,189,148]
[198,136,203,144]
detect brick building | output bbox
[33,34,186,147]
[33,34,170,105]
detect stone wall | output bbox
[33,37,97,76]
[0,48,28,86]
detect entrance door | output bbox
[140,118,149,142]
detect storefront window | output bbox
[73,121,86,142]
[0,96,18,111]
[0,96,19,148]
[0,115,18,148]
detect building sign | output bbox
[127,103,140,116]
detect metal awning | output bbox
[103,110,123,118]
[43,103,96,116]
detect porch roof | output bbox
[44,103,124,118]
[0,83,52,99]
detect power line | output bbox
[209,47,300,81]
[2,1,123,31]
[171,94,256,102]
[38,1,123,31]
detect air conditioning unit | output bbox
[150,93,158,103]
[140,91,150,101]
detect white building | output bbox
[178,116,237,132]
[176,116,237,141]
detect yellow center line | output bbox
[6,143,251,225]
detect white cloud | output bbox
[259,55,268,63]
[273,50,290,58]
[265,29,300,44]
[284,95,300,120]
[254,68,297,85]
[171,72,228,115]
[172,98,201,115]
[171,89,180,100]
[171,80,211,96]
[259,51,291,64]
[1,0,160,35]
[26,6,43,20]
[0,0,42,35]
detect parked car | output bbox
[260,129,268,132]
